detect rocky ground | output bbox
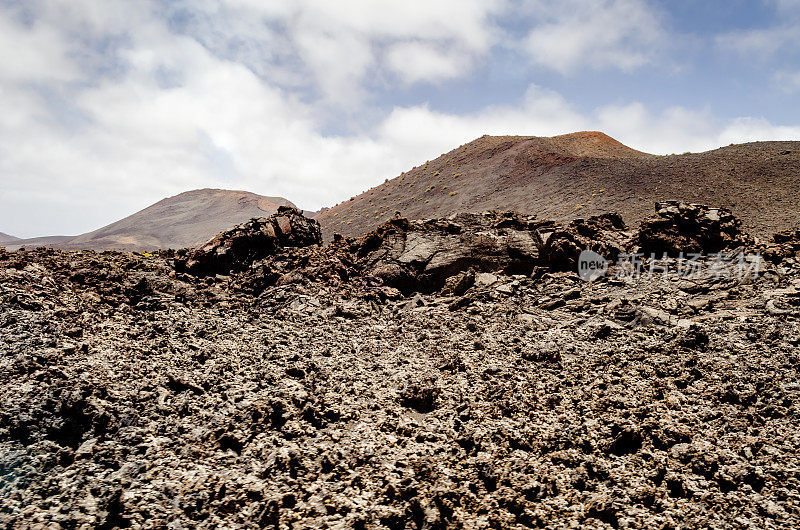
[2,205,800,528]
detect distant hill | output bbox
[315,131,800,240]
[6,189,297,251]
[0,232,20,244]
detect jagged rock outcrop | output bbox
[178,203,757,295]
[540,213,629,271]
[355,212,547,292]
[350,211,630,293]
[762,227,800,263]
[177,206,321,276]
[633,201,754,257]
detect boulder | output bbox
[539,213,628,271]
[355,212,550,292]
[346,211,632,293]
[633,202,753,257]
[762,227,800,263]
[178,207,321,276]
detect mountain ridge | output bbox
[0,232,21,244]
[6,132,800,252]
[5,189,297,251]
[315,132,800,240]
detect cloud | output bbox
[378,93,800,169]
[716,25,800,58]
[0,11,78,83]
[164,0,507,105]
[520,0,666,73]
[0,1,799,239]
[776,70,800,93]
[716,117,800,145]
[384,42,476,85]
[378,85,586,156]
[594,103,720,153]
[715,1,800,58]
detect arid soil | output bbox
[316,133,800,242]
[4,189,297,252]
[2,205,800,528]
[0,235,20,245]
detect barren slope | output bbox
[7,189,297,251]
[316,132,800,240]
[0,233,20,244]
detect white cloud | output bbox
[594,103,720,153]
[378,93,800,171]
[1,1,799,239]
[0,14,78,83]
[385,42,475,85]
[164,0,507,105]
[716,25,800,58]
[776,70,800,93]
[520,0,666,73]
[379,85,585,155]
[715,0,800,58]
[716,117,800,145]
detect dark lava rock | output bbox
[763,227,800,263]
[356,212,548,293]
[353,211,627,293]
[178,206,321,276]
[539,213,628,271]
[2,212,800,528]
[633,201,753,257]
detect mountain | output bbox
[315,131,800,240]
[0,232,21,244]
[4,236,73,249]
[6,189,297,251]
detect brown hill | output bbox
[0,232,20,244]
[316,131,800,240]
[6,189,297,251]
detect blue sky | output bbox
[1,0,799,238]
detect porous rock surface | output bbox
[634,202,754,257]
[222,211,629,296]
[355,212,552,293]
[2,206,800,528]
[177,206,321,276]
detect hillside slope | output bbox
[316,131,800,240]
[6,189,297,251]
[0,232,20,244]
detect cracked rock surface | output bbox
[2,206,800,528]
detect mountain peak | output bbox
[5,189,299,251]
[0,232,20,244]
[466,131,653,159]
[316,133,800,241]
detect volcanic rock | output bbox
[352,211,631,293]
[178,206,321,276]
[3,206,800,528]
[539,212,628,271]
[634,201,754,257]
[353,212,548,292]
[762,227,800,263]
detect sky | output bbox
[1,0,800,238]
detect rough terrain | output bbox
[2,204,800,528]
